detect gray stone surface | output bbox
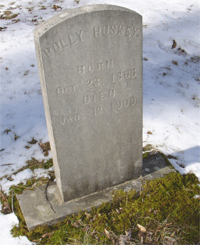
[17,154,175,230]
[34,5,143,203]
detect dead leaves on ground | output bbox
[0,191,12,214]
[0,11,18,20]
[119,230,132,245]
[39,141,50,156]
[103,223,178,244]
[137,224,147,233]
[28,137,37,145]
[104,228,110,239]
[52,5,62,11]
[171,39,187,56]
[25,138,51,157]
[0,26,7,31]
[67,216,179,244]
[136,222,178,245]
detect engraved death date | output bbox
[54,59,137,125]
[41,24,140,125]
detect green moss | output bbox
[10,171,199,244]
[3,129,11,134]
[28,137,37,144]
[166,154,178,160]
[143,144,153,152]
[26,158,53,170]
[9,176,54,195]
[143,152,149,159]
[172,60,178,66]
[159,152,175,169]
[4,10,12,15]
[3,11,18,19]
[12,158,53,175]
[143,151,175,171]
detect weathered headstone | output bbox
[34,4,143,203]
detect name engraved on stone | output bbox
[43,30,83,58]
[34,5,143,204]
[93,25,139,38]
[78,60,113,75]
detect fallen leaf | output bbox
[171,231,176,237]
[72,222,79,228]
[39,141,50,156]
[104,228,110,239]
[137,224,147,233]
[171,40,177,49]
[53,5,62,10]
[0,191,12,214]
[116,208,120,214]
[85,211,90,218]
[0,26,7,31]
[125,229,131,237]
[163,236,176,245]
[41,231,54,238]
[53,5,58,10]
[119,235,126,245]
[7,177,13,181]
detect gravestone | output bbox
[34,4,143,203]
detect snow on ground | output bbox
[0,212,34,245]
[0,0,199,244]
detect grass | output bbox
[9,171,199,244]
[0,148,199,244]
[1,10,18,19]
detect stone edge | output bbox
[17,166,175,231]
[33,4,142,39]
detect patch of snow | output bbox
[0,212,34,245]
[1,169,34,194]
[0,0,199,243]
[33,167,53,179]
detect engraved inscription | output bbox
[111,97,136,112]
[86,77,100,90]
[42,30,83,58]
[54,56,137,125]
[93,107,103,116]
[60,113,81,125]
[56,85,78,95]
[83,89,115,105]
[112,68,136,84]
[78,60,113,75]
[93,25,140,38]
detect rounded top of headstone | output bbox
[34,4,141,39]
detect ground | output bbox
[0,0,199,244]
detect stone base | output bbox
[17,153,175,231]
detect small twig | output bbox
[45,179,56,213]
[143,216,160,224]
